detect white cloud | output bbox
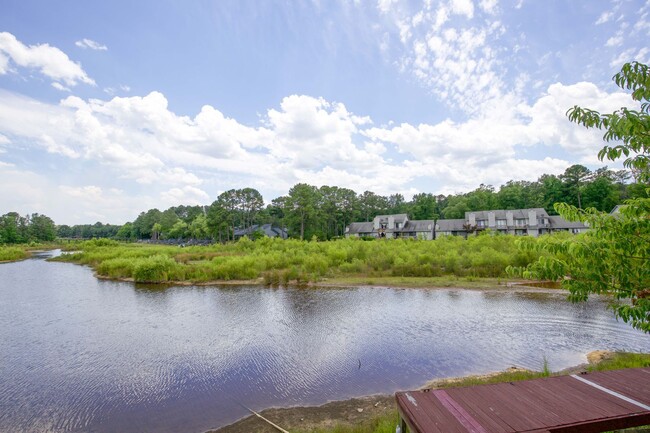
[161,186,210,207]
[606,34,624,47]
[51,82,71,92]
[75,38,108,51]
[363,81,635,182]
[379,1,508,113]
[478,0,497,14]
[0,77,635,224]
[0,32,95,86]
[596,10,613,25]
[450,0,474,18]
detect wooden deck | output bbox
[396,368,650,433]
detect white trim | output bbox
[571,374,650,411]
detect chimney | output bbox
[528,209,537,226]
[468,213,476,225]
[388,215,395,229]
[506,211,514,226]
[488,212,496,227]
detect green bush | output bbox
[96,257,135,278]
[133,254,179,282]
[0,246,29,261]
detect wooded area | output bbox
[1,163,645,244]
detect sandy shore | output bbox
[210,351,612,433]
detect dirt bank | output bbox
[210,351,613,433]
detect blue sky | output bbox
[0,0,648,224]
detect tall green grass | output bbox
[0,246,29,262]
[56,233,548,284]
[295,413,400,433]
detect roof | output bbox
[402,220,434,232]
[465,208,549,220]
[548,215,589,229]
[234,224,288,238]
[374,213,409,223]
[396,367,650,433]
[346,221,374,234]
[436,219,466,232]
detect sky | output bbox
[0,0,648,225]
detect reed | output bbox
[55,234,550,285]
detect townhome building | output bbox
[345,208,589,239]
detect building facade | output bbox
[345,208,588,239]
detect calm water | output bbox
[0,251,648,433]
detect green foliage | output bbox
[295,412,400,433]
[586,352,650,372]
[0,212,56,244]
[567,61,649,181]
[63,234,545,286]
[0,246,29,261]
[515,61,650,332]
[133,254,179,282]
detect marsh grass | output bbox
[0,246,30,262]
[587,352,650,371]
[295,413,400,433]
[55,234,548,285]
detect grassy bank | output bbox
[289,352,650,433]
[0,245,31,262]
[54,234,546,284]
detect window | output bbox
[515,229,527,236]
[477,219,487,227]
[515,218,527,227]
[496,219,506,227]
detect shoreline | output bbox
[91,271,561,293]
[209,351,627,433]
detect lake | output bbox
[0,250,648,432]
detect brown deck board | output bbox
[395,368,650,433]
[583,368,650,406]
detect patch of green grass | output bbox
[0,246,30,262]
[56,235,550,285]
[296,412,400,433]
[587,352,650,372]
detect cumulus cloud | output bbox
[0,77,635,224]
[75,38,108,51]
[161,186,210,207]
[0,32,95,86]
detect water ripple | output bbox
[0,257,649,432]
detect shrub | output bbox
[0,246,28,261]
[133,255,178,282]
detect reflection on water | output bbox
[0,251,648,433]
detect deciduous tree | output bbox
[511,61,650,332]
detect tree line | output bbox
[1,163,645,244]
[0,212,56,243]
[111,163,645,242]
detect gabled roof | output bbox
[402,220,434,232]
[465,208,549,220]
[234,224,288,238]
[547,215,589,229]
[346,221,374,234]
[374,213,408,223]
[436,219,467,232]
